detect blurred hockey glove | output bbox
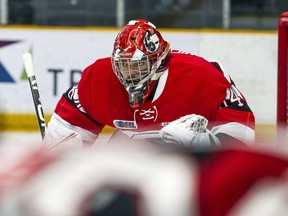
[159,114,220,147]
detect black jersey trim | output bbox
[63,86,104,126]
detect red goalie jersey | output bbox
[44,50,255,149]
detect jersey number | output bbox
[227,88,243,107]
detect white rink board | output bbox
[0,27,277,124]
[0,132,111,147]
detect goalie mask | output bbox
[111,19,171,108]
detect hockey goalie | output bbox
[42,19,255,151]
[0,142,288,216]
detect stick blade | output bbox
[22,52,35,77]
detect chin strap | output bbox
[126,71,165,108]
[127,87,145,107]
[127,87,144,107]
[126,80,150,107]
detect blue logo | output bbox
[0,40,21,83]
[0,62,14,82]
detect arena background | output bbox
[0,0,286,145]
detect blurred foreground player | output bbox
[43,19,255,150]
[1,143,288,216]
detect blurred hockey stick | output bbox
[22,52,46,140]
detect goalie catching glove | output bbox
[159,114,220,148]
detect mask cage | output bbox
[112,54,158,88]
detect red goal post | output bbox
[277,12,288,139]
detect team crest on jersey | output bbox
[134,106,158,122]
[113,106,158,129]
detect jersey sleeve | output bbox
[54,85,105,135]
[43,85,105,151]
[208,61,255,146]
[209,100,255,146]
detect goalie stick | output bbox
[22,52,46,140]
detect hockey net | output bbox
[277,12,288,140]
